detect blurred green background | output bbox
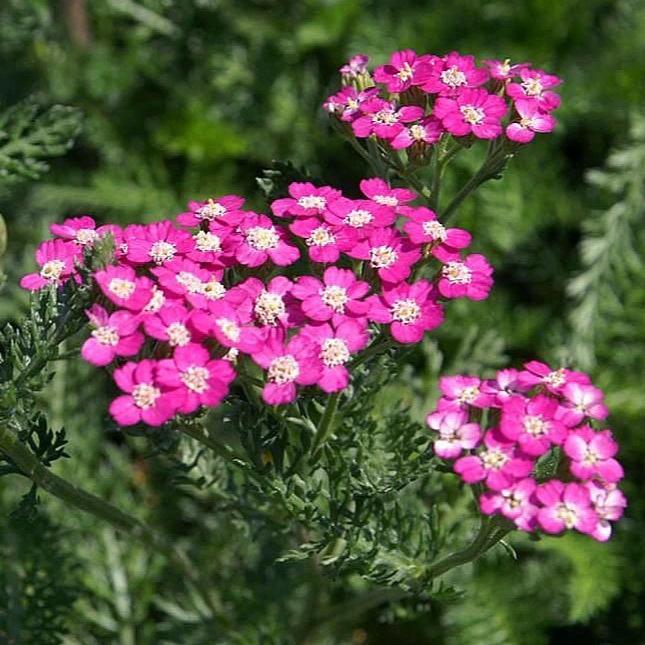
[1,0,644,643]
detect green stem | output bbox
[178,423,246,464]
[0,423,223,620]
[427,516,512,578]
[311,392,340,457]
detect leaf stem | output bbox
[311,391,340,457]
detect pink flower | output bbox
[506,99,556,143]
[50,215,100,247]
[481,368,525,405]
[151,258,213,299]
[454,430,534,490]
[401,206,471,261]
[535,481,598,535]
[517,360,590,394]
[192,300,263,354]
[340,54,369,78]
[506,68,562,111]
[391,116,444,150]
[156,343,236,414]
[20,239,80,290]
[234,213,299,267]
[143,304,199,348]
[426,409,481,459]
[236,276,301,328]
[323,87,380,122]
[500,394,568,456]
[564,427,624,483]
[323,197,396,237]
[109,360,179,427]
[484,59,530,81]
[290,217,356,263]
[94,265,153,311]
[421,52,488,94]
[251,331,323,405]
[125,221,194,266]
[81,304,144,367]
[301,320,369,392]
[186,223,234,267]
[348,228,421,284]
[437,375,493,410]
[271,182,342,218]
[352,99,424,140]
[373,49,434,93]
[366,279,444,343]
[558,382,609,425]
[176,195,246,228]
[480,477,538,531]
[434,88,507,139]
[359,178,417,212]
[585,482,627,542]
[291,266,370,324]
[438,254,493,300]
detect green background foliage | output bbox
[0,0,644,642]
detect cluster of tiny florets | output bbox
[21,178,493,426]
[324,51,560,150]
[426,361,626,541]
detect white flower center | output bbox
[458,385,480,404]
[409,124,427,141]
[440,65,467,88]
[216,318,240,342]
[197,199,226,220]
[390,298,421,324]
[143,286,165,313]
[267,355,300,384]
[344,209,373,228]
[202,280,226,300]
[555,503,578,529]
[149,240,176,264]
[523,415,547,437]
[443,262,472,284]
[502,490,523,510]
[176,271,203,293]
[544,369,566,387]
[194,230,222,252]
[166,322,191,346]
[181,365,210,394]
[481,448,509,470]
[373,109,399,125]
[320,338,350,367]
[370,244,398,269]
[373,195,398,206]
[582,448,600,466]
[346,98,359,110]
[522,78,543,96]
[422,220,447,241]
[246,226,279,251]
[75,228,98,245]
[254,291,286,326]
[132,383,161,410]
[460,105,485,125]
[519,116,536,129]
[108,277,136,299]
[306,225,335,247]
[92,325,119,346]
[40,259,66,282]
[396,62,414,81]
[320,285,349,312]
[297,195,327,210]
[224,348,239,363]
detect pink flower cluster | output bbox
[426,361,626,541]
[21,179,493,426]
[324,51,560,147]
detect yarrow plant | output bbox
[4,47,626,618]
